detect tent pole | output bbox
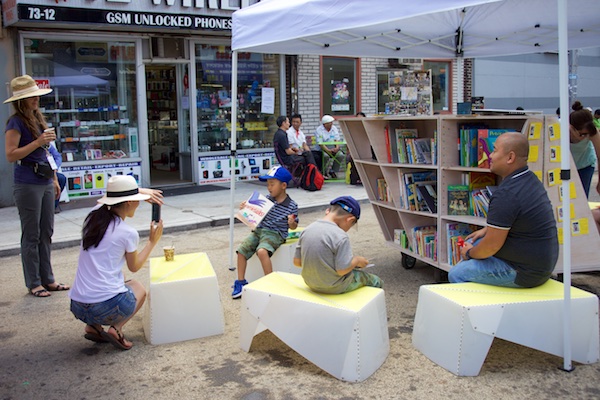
[557,0,573,372]
[228,50,239,271]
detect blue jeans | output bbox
[448,256,521,288]
[577,165,595,198]
[70,287,136,326]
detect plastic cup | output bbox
[163,246,175,262]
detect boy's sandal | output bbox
[101,326,133,351]
[44,283,70,291]
[30,288,51,298]
[84,325,109,343]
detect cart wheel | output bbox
[401,254,416,269]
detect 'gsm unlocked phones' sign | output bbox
[2,0,260,30]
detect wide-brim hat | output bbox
[4,75,52,103]
[97,175,150,206]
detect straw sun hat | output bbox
[97,176,150,206]
[4,74,52,104]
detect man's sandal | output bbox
[44,283,70,291]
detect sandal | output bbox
[44,283,70,291]
[101,326,133,351]
[84,325,109,343]
[30,288,51,298]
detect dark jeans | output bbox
[577,165,595,198]
[55,172,66,208]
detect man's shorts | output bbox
[70,286,136,326]
[237,228,285,260]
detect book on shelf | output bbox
[410,225,437,261]
[399,170,437,210]
[395,128,418,163]
[376,178,391,202]
[411,137,433,164]
[477,129,508,168]
[415,183,438,213]
[446,222,478,266]
[447,184,470,215]
[385,126,392,163]
[394,229,411,250]
[235,191,274,230]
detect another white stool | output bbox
[412,280,599,376]
[240,272,389,382]
[245,229,303,283]
[143,252,225,345]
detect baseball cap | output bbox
[330,196,361,220]
[259,165,292,183]
[321,115,335,124]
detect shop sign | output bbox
[3,0,260,30]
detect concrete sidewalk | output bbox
[0,180,369,257]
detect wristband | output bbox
[465,248,473,260]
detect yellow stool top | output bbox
[150,252,214,284]
[424,280,596,307]
[246,272,381,311]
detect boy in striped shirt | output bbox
[232,166,299,298]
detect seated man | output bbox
[315,115,345,179]
[273,115,314,170]
[286,113,316,166]
[449,132,558,288]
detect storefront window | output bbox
[424,61,451,113]
[321,57,358,116]
[24,38,138,163]
[194,44,280,152]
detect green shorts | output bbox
[237,228,285,260]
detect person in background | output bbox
[69,175,163,350]
[273,115,312,170]
[231,166,298,299]
[593,109,600,130]
[285,113,316,166]
[294,196,382,294]
[569,101,600,198]
[449,132,558,288]
[315,115,345,179]
[4,74,68,298]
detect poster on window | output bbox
[383,70,432,116]
[331,79,350,111]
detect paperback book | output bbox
[235,191,274,230]
[447,184,470,216]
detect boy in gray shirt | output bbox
[293,196,382,294]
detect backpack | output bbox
[301,164,324,191]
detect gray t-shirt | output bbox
[295,219,354,294]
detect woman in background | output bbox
[569,101,600,197]
[4,75,66,298]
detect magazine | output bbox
[235,191,274,230]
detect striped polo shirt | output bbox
[258,194,298,239]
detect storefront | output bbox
[2,0,281,201]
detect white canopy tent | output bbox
[229,0,600,371]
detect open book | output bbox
[235,191,274,230]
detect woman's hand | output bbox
[53,177,61,200]
[149,220,164,245]
[139,188,164,205]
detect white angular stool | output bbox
[245,229,303,282]
[412,280,599,376]
[240,272,389,382]
[143,252,224,345]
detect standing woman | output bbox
[69,176,163,350]
[569,101,600,197]
[4,75,66,298]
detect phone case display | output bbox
[62,162,141,199]
[198,152,274,184]
[339,115,600,275]
[41,87,133,163]
[381,70,433,116]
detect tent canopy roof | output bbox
[232,0,600,58]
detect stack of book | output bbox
[376,178,390,202]
[385,127,435,165]
[399,170,437,212]
[410,225,437,261]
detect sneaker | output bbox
[231,279,248,299]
